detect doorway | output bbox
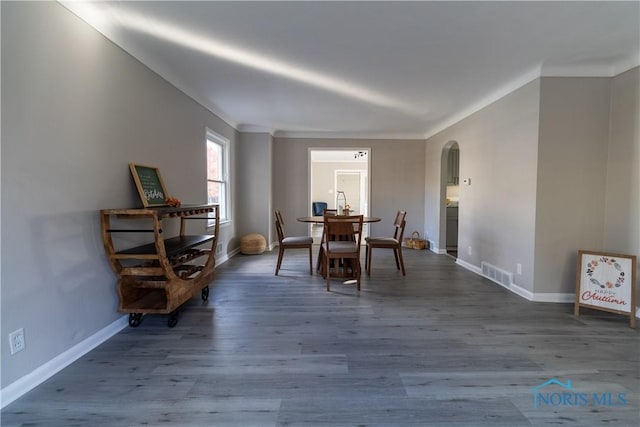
[441,142,459,259]
[309,149,370,242]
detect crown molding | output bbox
[423,66,542,140]
[272,130,426,140]
[236,124,275,135]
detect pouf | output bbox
[240,233,267,255]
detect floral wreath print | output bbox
[585,256,625,289]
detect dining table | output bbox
[296,216,381,224]
[296,215,381,281]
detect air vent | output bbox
[481,262,513,289]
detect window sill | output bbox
[208,219,231,230]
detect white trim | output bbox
[206,128,230,223]
[275,130,425,140]
[454,257,590,304]
[236,124,275,135]
[509,282,534,300]
[429,242,447,254]
[1,316,129,409]
[455,258,483,275]
[529,291,574,303]
[423,66,541,139]
[0,253,238,409]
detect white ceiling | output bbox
[61,1,640,139]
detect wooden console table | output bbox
[100,204,219,328]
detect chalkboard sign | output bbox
[129,163,169,207]
[574,250,637,328]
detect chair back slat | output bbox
[324,215,364,247]
[274,210,285,242]
[392,211,407,240]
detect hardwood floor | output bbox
[3,248,639,426]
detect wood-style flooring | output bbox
[3,248,639,426]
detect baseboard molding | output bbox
[1,250,238,409]
[455,258,482,275]
[453,257,628,305]
[1,315,128,409]
[429,241,447,254]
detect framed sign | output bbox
[574,250,636,328]
[129,163,169,207]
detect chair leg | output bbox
[308,246,313,275]
[397,246,406,276]
[366,244,372,276]
[364,245,369,270]
[393,247,400,270]
[325,256,330,291]
[316,245,324,272]
[275,246,284,275]
[356,258,361,291]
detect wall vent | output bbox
[481,262,513,289]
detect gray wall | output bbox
[604,68,640,258]
[273,138,425,239]
[1,2,237,388]
[236,132,273,244]
[424,80,541,292]
[311,161,368,212]
[604,68,640,300]
[426,71,639,300]
[534,77,612,293]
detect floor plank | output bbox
[2,248,638,426]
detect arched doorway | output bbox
[440,142,459,258]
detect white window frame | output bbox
[206,129,230,226]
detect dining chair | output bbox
[312,202,328,216]
[315,208,338,272]
[274,210,314,275]
[321,214,364,291]
[365,211,407,276]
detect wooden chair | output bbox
[321,214,364,291]
[365,211,407,276]
[315,208,339,272]
[274,210,313,275]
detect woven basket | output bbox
[240,233,267,255]
[404,231,427,250]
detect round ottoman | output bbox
[240,233,267,255]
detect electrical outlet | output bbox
[517,263,522,275]
[468,246,472,256]
[9,328,25,355]
[216,244,222,254]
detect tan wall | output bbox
[273,138,425,238]
[1,2,237,388]
[311,161,367,212]
[604,67,639,255]
[236,132,273,242]
[425,80,541,292]
[604,67,640,303]
[534,77,611,294]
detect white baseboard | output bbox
[429,241,447,254]
[455,258,482,275]
[453,256,632,306]
[1,315,128,409]
[1,251,238,409]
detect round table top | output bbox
[296,216,381,223]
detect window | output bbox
[206,130,229,222]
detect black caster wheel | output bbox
[201,286,210,301]
[129,313,143,328]
[168,310,179,328]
